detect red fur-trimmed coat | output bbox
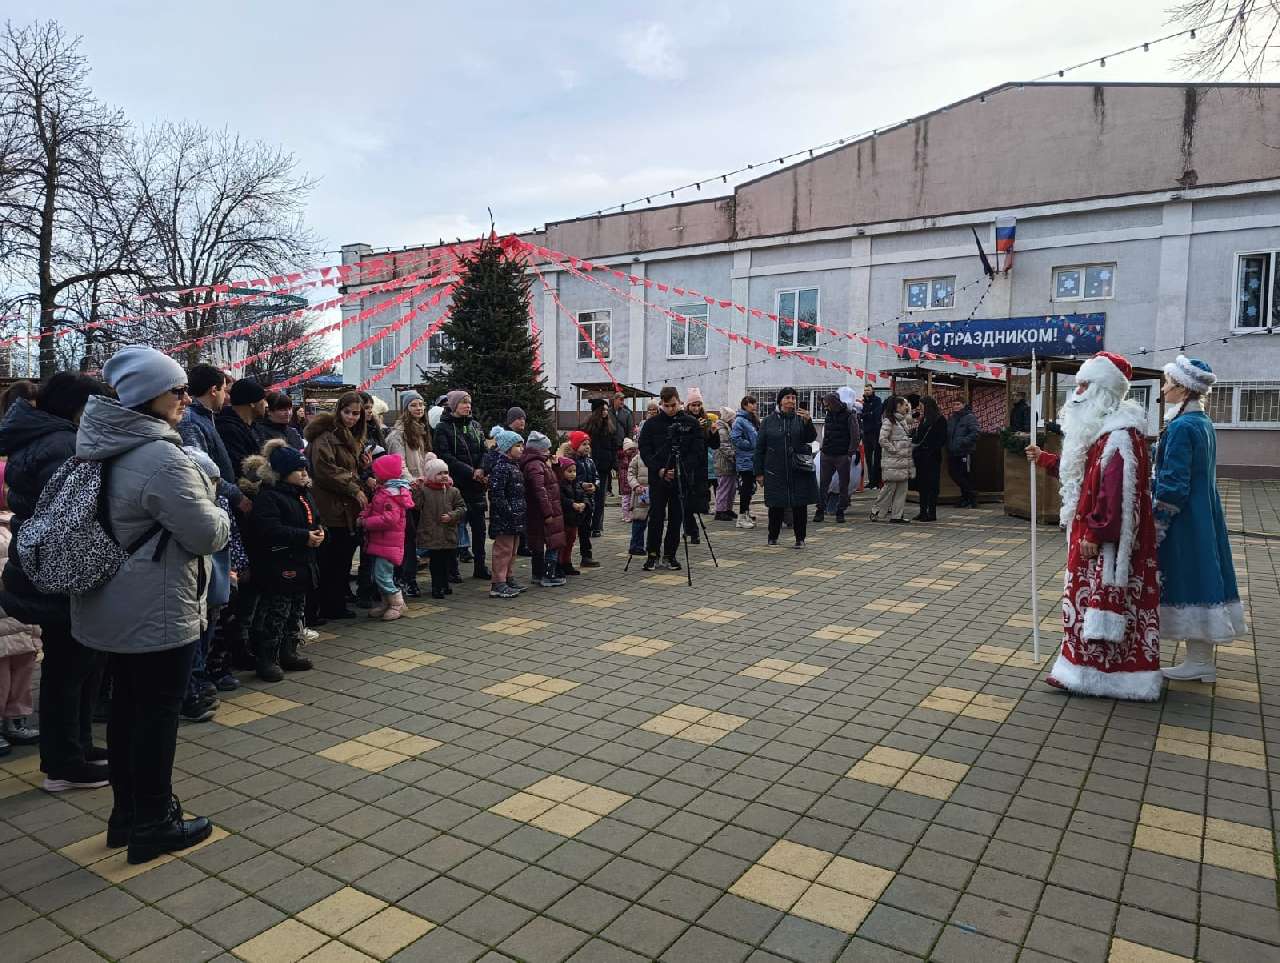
[1036,405,1161,700]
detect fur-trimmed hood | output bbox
[238,451,279,496]
[303,411,337,443]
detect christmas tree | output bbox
[418,237,553,435]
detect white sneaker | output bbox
[301,628,319,643]
[735,515,755,529]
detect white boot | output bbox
[1161,640,1216,682]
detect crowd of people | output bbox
[0,345,1243,869]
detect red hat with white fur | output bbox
[1075,351,1132,397]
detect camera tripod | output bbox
[625,456,717,586]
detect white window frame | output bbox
[903,275,956,311]
[1051,263,1116,302]
[576,309,612,362]
[1200,381,1280,429]
[775,287,820,351]
[667,303,709,359]
[368,325,396,369]
[1230,251,1280,332]
[423,330,451,368]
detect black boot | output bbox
[531,552,545,582]
[107,809,132,848]
[279,636,313,672]
[403,580,421,598]
[812,510,825,523]
[473,564,492,580]
[255,635,284,683]
[127,798,212,865]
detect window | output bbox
[668,304,708,358]
[369,325,395,368]
[904,276,955,310]
[425,331,451,367]
[576,310,611,361]
[1191,381,1280,428]
[1053,263,1115,301]
[776,288,819,349]
[1233,252,1280,329]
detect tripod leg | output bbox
[673,463,693,586]
[695,512,719,567]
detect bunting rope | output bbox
[358,307,453,392]
[531,264,622,393]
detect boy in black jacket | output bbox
[555,457,587,576]
[240,441,325,683]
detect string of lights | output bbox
[573,14,1238,221]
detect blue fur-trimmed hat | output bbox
[1163,355,1216,394]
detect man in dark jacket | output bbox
[1010,392,1031,432]
[611,391,634,447]
[0,377,111,790]
[947,401,981,507]
[637,386,702,569]
[433,389,492,579]
[860,384,884,489]
[179,365,249,511]
[216,378,268,478]
[813,392,861,523]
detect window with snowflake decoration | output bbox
[1053,264,1115,302]
[904,276,955,311]
[1234,253,1280,330]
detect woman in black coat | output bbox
[753,387,818,548]
[0,375,112,789]
[912,395,947,522]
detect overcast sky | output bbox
[18,1,1229,257]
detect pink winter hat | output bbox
[372,453,404,481]
[686,386,704,405]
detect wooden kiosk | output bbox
[995,355,1165,524]
[565,381,655,432]
[882,364,1007,505]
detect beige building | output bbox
[343,82,1280,476]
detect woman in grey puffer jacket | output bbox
[76,346,230,865]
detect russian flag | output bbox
[995,215,1016,273]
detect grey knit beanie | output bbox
[102,345,188,409]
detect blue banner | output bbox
[897,313,1105,360]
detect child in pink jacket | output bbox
[359,453,415,620]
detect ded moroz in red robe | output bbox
[1036,406,1162,701]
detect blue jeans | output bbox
[629,519,646,553]
[371,557,398,595]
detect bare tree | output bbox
[0,20,147,377]
[237,309,335,387]
[1171,1,1280,79]
[125,121,317,369]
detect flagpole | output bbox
[1029,350,1041,662]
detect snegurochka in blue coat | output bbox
[1155,356,1246,683]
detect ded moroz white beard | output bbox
[1056,383,1121,528]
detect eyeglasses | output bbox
[168,386,190,397]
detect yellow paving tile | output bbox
[1133,825,1201,862]
[1210,746,1266,769]
[894,772,957,800]
[816,856,895,900]
[1204,817,1273,851]
[568,786,631,816]
[728,864,809,912]
[482,674,580,703]
[1214,678,1260,703]
[845,761,904,788]
[941,560,987,572]
[489,792,558,822]
[1154,738,1208,761]
[639,715,688,737]
[346,748,409,773]
[791,883,875,933]
[744,586,802,600]
[569,593,630,608]
[597,636,674,657]
[1139,805,1203,837]
[530,803,600,837]
[297,887,387,937]
[358,648,444,673]
[793,568,845,579]
[812,624,884,644]
[215,707,268,727]
[478,617,549,636]
[968,644,1047,669]
[911,756,970,782]
[340,907,435,959]
[643,573,688,585]
[299,943,378,963]
[1108,938,1193,962]
[1202,839,1277,879]
[864,599,927,614]
[233,920,330,963]
[738,659,827,685]
[0,775,33,799]
[640,705,747,745]
[1005,613,1061,631]
[864,747,920,769]
[904,577,960,591]
[868,541,908,549]
[964,548,1009,556]
[758,840,834,880]
[525,775,591,801]
[835,553,883,562]
[678,606,746,624]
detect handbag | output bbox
[793,450,815,473]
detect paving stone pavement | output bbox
[2,482,1279,962]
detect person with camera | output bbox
[637,387,703,571]
[754,387,819,548]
